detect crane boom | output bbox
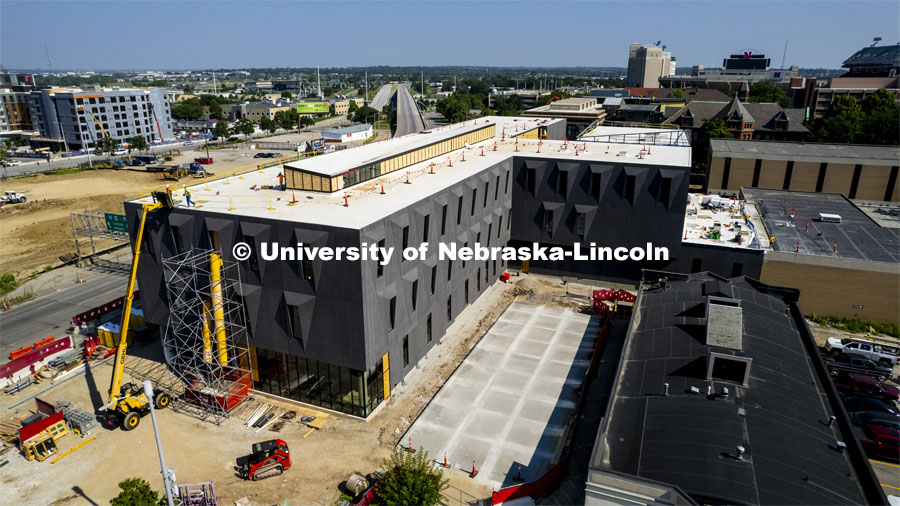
[107,201,161,408]
[79,106,110,139]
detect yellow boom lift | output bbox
[102,191,174,431]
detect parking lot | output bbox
[401,302,600,488]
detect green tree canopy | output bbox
[259,116,278,134]
[667,89,686,99]
[859,88,900,145]
[207,100,224,120]
[212,121,230,139]
[300,116,315,128]
[371,447,448,506]
[171,98,204,120]
[348,100,359,114]
[126,135,149,154]
[95,136,118,156]
[748,81,791,108]
[236,119,255,138]
[811,95,863,144]
[281,91,293,99]
[110,477,166,506]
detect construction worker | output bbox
[277,172,285,191]
[184,186,194,207]
[165,184,173,198]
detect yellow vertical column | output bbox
[210,253,228,366]
[382,352,390,399]
[201,301,212,363]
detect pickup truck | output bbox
[0,190,26,204]
[826,337,900,366]
[859,424,900,461]
[825,356,893,382]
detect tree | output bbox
[95,136,118,156]
[181,84,194,94]
[382,104,396,126]
[171,98,204,120]
[110,477,166,506]
[212,120,230,139]
[329,103,336,116]
[352,105,380,124]
[348,100,359,114]
[811,95,863,144]
[259,116,278,134]
[441,81,453,92]
[748,81,791,108]
[860,88,900,145]
[692,118,733,173]
[371,447,447,506]
[281,91,293,99]
[127,135,149,154]
[668,89,686,99]
[236,119,255,139]
[207,100,224,120]
[299,116,315,128]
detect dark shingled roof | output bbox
[662,98,809,133]
[742,188,900,263]
[590,272,876,505]
[843,44,900,69]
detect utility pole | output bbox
[317,66,322,100]
[143,381,177,506]
[365,71,368,103]
[213,72,217,96]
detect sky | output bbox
[1,1,898,71]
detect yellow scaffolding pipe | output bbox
[209,253,228,366]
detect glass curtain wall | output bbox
[254,348,383,417]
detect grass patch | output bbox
[0,273,17,295]
[808,314,899,338]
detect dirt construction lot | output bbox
[0,274,592,506]
[0,170,162,278]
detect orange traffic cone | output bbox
[380,183,385,195]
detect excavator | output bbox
[101,191,174,431]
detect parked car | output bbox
[194,157,213,165]
[843,397,900,416]
[129,159,145,166]
[827,337,900,366]
[227,136,239,142]
[183,141,194,146]
[859,425,900,461]
[5,160,21,166]
[834,373,900,402]
[253,153,266,158]
[826,355,893,381]
[112,149,127,156]
[850,411,900,431]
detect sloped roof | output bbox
[645,88,731,102]
[842,43,900,68]
[663,100,808,133]
[725,97,754,123]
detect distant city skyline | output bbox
[1,1,898,71]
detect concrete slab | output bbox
[401,303,598,489]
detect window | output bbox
[659,177,671,205]
[625,175,636,200]
[487,224,492,246]
[544,209,554,234]
[441,204,448,235]
[244,235,259,273]
[495,175,500,200]
[483,181,489,208]
[377,239,385,277]
[457,196,463,225]
[484,261,489,283]
[527,168,535,193]
[426,314,432,343]
[402,225,409,253]
[287,304,303,345]
[505,170,511,194]
[498,216,503,236]
[411,280,418,312]
[471,189,477,216]
[170,226,185,254]
[477,269,481,291]
[447,260,452,281]
[591,173,602,199]
[447,296,452,322]
[431,265,437,294]
[464,280,469,304]
[462,243,468,268]
[575,213,586,238]
[558,170,568,197]
[301,259,314,284]
[402,336,409,367]
[389,297,396,330]
[423,214,430,243]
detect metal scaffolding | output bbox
[160,248,253,424]
[69,210,130,271]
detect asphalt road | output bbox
[395,86,425,137]
[369,84,392,110]
[1,141,204,178]
[0,273,126,354]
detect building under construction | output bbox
[124,116,765,418]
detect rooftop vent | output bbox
[706,296,743,350]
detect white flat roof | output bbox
[131,117,691,230]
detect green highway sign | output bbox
[104,213,128,233]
